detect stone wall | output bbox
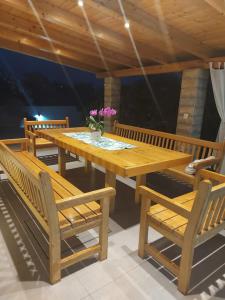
[104,77,121,132]
[176,69,209,138]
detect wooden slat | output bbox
[91,0,211,59]
[18,151,101,228]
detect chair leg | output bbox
[178,245,195,294]
[138,198,150,258]
[49,235,61,284]
[99,197,110,261]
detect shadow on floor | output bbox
[1,160,223,298]
[123,234,225,297]
[0,180,97,285]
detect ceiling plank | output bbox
[90,0,212,59]
[0,25,114,70]
[96,57,225,78]
[0,4,138,68]
[0,20,128,71]
[204,0,225,14]
[0,5,138,67]
[2,0,172,64]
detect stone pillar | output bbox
[176,69,209,138]
[104,77,121,132]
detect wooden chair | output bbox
[113,121,225,184]
[138,169,225,294]
[0,139,115,283]
[24,117,69,156]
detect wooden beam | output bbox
[0,33,101,73]
[0,24,121,71]
[0,8,138,68]
[3,0,171,64]
[90,0,212,59]
[96,57,225,78]
[205,0,225,14]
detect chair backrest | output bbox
[24,117,69,134]
[113,121,224,172]
[186,170,225,242]
[0,142,54,233]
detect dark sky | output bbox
[0,48,104,87]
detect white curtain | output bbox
[209,62,225,173]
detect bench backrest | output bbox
[187,170,225,243]
[114,121,224,171]
[24,117,69,134]
[0,142,55,233]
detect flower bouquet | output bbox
[87,107,117,140]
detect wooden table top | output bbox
[37,127,192,178]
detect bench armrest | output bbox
[193,157,221,171]
[138,186,190,219]
[56,187,116,210]
[0,138,28,150]
[25,130,37,139]
[195,169,225,186]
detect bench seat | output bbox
[16,151,101,233]
[148,192,195,240]
[35,138,55,147]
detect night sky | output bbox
[0,48,142,87]
[0,48,103,87]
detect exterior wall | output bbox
[176,69,209,138]
[104,77,121,132]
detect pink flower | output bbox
[110,108,117,116]
[98,108,104,117]
[90,109,97,116]
[98,107,117,117]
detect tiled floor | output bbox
[0,149,225,300]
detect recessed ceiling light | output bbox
[124,21,130,29]
[78,0,84,7]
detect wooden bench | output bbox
[114,121,225,184]
[138,169,225,294]
[0,138,115,284]
[24,117,69,156]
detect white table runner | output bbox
[63,132,136,151]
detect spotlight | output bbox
[34,114,46,121]
[78,0,84,7]
[124,21,130,29]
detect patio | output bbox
[0,148,224,300]
[0,0,225,299]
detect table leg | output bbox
[135,175,146,203]
[58,147,66,177]
[85,160,92,173]
[105,170,116,213]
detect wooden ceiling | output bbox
[0,0,225,77]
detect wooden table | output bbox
[37,127,192,211]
